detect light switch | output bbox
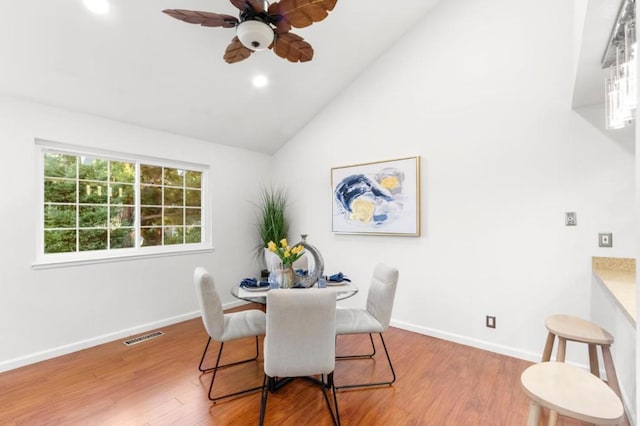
[565,212,577,226]
[598,233,613,247]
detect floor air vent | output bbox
[123,331,164,346]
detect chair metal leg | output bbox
[336,333,377,359]
[336,333,396,390]
[198,336,260,372]
[259,375,270,426]
[331,377,341,426]
[205,340,264,402]
[319,372,340,426]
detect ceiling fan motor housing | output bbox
[236,20,274,50]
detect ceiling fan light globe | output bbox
[237,20,274,51]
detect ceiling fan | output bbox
[163,0,337,64]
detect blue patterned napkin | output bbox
[240,278,269,288]
[326,272,351,283]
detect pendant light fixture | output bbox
[603,0,636,129]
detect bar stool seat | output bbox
[542,315,619,392]
[521,362,623,425]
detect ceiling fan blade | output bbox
[273,32,313,62]
[247,0,266,13]
[229,0,245,10]
[224,36,254,63]
[267,2,291,33]
[162,9,239,28]
[273,16,292,34]
[230,0,265,13]
[270,0,336,29]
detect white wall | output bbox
[272,0,635,366]
[0,95,271,371]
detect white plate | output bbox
[242,286,270,292]
[326,281,346,286]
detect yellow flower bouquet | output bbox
[267,238,305,268]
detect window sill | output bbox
[32,245,215,269]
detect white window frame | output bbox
[33,140,213,268]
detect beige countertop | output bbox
[592,257,636,325]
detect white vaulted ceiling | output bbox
[0,0,441,154]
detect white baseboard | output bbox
[224,299,248,310]
[0,309,207,373]
[390,319,550,364]
[0,299,251,373]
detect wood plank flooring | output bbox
[0,304,591,425]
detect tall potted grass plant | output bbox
[254,186,289,271]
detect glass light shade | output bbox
[236,20,274,51]
[605,26,637,130]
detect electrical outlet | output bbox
[598,233,613,248]
[565,212,577,226]
[486,315,496,329]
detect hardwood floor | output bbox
[0,304,591,425]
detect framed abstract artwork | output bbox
[331,156,421,236]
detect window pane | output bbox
[185,208,201,225]
[141,227,162,246]
[140,164,162,184]
[45,205,76,228]
[164,187,183,206]
[164,168,184,186]
[79,182,108,204]
[109,184,134,205]
[79,205,108,228]
[185,226,201,243]
[185,189,201,207]
[111,206,135,227]
[164,227,184,245]
[141,207,162,226]
[141,185,162,205]
[185,170,201,188]
[110,161,135,183]
[79,229,108,251]
[45,154,77,178]
[110,228,135,249]
[45,230,76,253]
[45,179,77,203]
[79,157,107,181]
[164,207,183,225]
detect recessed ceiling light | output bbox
[83,0,110,15]
[252,75,269,88]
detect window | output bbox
[37,141,210,265]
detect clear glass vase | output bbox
[277,265,295,289]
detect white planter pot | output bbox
[264,247,281,273]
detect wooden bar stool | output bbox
[541,314,626,425]
[521,362,624,426]
[542,315,621,396]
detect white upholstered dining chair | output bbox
[335,262,399,390]
[193,267,266,402]
[259,289,340,425]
